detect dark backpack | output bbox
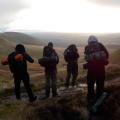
[64,45,79,63]
[43,46,52,57]
[51,50,59,64]
[85,42,107,62]
[38,57,50,67]
[39,46,59,67]
[8,52,26,73]
[64,48,70,62]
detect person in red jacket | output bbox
[84,35,109,101]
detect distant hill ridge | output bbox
[0,32,42,45]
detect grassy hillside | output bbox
[0,37,43,59]
[0,38,14,57]
[110,49,120,64]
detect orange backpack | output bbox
[14,54,23,62]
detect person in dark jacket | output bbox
[42,42,59,98]
[64,44,79,88]
[84,35,109,101]
[8,44,36,102]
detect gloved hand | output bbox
[83,63,88,69]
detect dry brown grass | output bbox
[21,91,89,120]
[100,86,120,120]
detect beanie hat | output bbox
[15,44,25,53]
[88,35,98,44]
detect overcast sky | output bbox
[0,0,29,31]
[87,0,120,6]
[1,0,120,33]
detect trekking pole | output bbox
[90,92,108,113]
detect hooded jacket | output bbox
[8,44,34,74]
[84,42,109,74]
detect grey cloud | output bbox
[0,0,29,30]
[87,0,120,6]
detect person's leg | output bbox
[51,70,58,97]
[71,64,78,87]
[72,72,78,87]
[45,70,51,97]
[65,64,71,88]
[13,74,21,100]
[87,73,95,99]
[96,73,105,98]
[22,73,36,101]
[14,78,21,99]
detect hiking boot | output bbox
[41,95,49,100]
[52,93,60,97]
[16,97,21,100]
[72,85,77,89]
[29,96,37,102]
[64,85,69,90]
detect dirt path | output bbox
[30,67,66,78]
[0,84,87,103]
[0,76,120,104]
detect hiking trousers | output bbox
[45,69,57,97]
[65,63,78,88]
[13,72,35,101]
[87,72,105,99]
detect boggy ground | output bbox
[0,77,119,120]
[21,78,120,120]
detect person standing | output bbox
[8,44,37,102]
[64,44,79,88]
[39,42,59,98]
[84,35,109,101]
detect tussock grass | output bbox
[22,92,89,120]
[110,49,120,64]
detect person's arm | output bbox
[84,46,89,62]
[84,46,88,55]
[8,54,14,73]
[24,53,34,63]
[77,52,80,58]
[43,48,45,57]
[43,46,47,57]
[54,50,59,64]
[100,43,109,59]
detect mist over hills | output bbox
[27,32,120,47]
[28,32,89,47]
[0,31,120,48]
